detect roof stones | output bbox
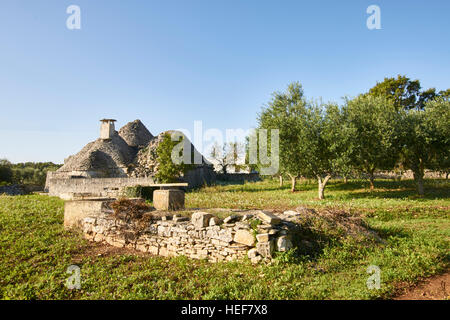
[118,119,153,148]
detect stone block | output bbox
[191,211,213,229]
[223,215,239,223]
[276,236,293,252]
[218,230,233,243]
[257,211,281,225]
[233,229,255,247]
[247,248,258,259]
[234,222,250,230]
[93,233,105,242]
[256,233,270,242]
[251,256,263,264]
[209,216,222,226]
[159,247,169,257]
[136,243,148,252]
[153,189,185,211]
[256,240,274,258]
[105,236,125,248]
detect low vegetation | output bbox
[1,178,448,299]
[0,160,61,187]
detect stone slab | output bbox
[153,189,185,210]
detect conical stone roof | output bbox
[56,120,212,180]
[58,133,135,175]
[118,119,153,148]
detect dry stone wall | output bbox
[46,175,156,199]
[82,208,303,263]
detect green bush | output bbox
[155,133,193,183]
[122,186,158,201]
[0,162,13,184]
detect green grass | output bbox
[0,178,449,299]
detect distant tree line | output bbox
[0,160,61,186]
[255,75,449,199]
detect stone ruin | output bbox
[72,199,380,264]
[80,202,298,263]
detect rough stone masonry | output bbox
[81,203,303,264]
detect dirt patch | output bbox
[394,271,450,300]
[70,240,149,264]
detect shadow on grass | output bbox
[221,179,450,200]
[327,179,417,191]
[285,222,405,265]
[209,182,318,193]
[370,225,411,240]
[284,228,340,263]
[344,187,450,201]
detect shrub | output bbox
[155,133,193,183]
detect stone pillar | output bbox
[153,189,185,210]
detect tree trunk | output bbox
[291,176,297,192]
[413,169,424,196]
[317,175,331,200]
[344,176,348,184]
[289,175,297,192]
[279,175,283,187]
[369,172,375,191]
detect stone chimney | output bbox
[100,119,116,140]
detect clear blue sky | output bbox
[1,0,449,163]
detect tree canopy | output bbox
[257,82,307,191]
[344,95,401,189]
[368,75,449,110]
[254,78,449,198]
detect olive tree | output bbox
[427,98,450,180]
[344,95,401,190]
[257,82,307,192]
[400,98,450,194]
[296,103,350,199]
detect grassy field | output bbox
[0,178,449,299]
